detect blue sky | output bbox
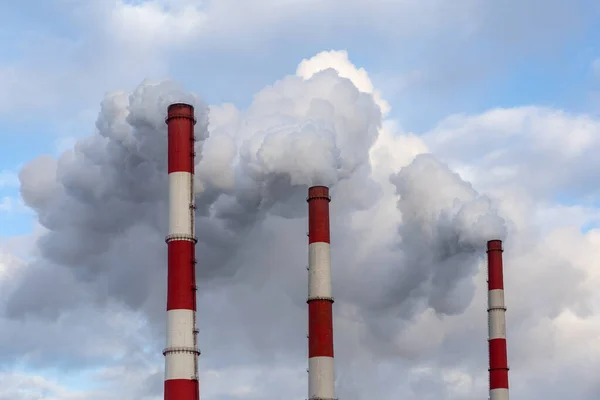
[3,1,600,399]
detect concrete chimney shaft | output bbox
[164,103,200,400]
[487,239,509,400]
[307,186,336,400]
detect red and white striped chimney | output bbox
[307,186,336,400]
[487,239,509,400]
[164,103,200,400]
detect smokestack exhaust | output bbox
[487,239,509,400]
[306,186,336,400]
[164,103,201,400]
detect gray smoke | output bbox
[3,70,507,368]
[387,154,507,316]
[331,154,508,361]
[5,70,382,322]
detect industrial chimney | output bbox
[487,239,509,400]
[164,103,201,400]
[307,186,336,400]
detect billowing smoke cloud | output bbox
[5,69,383,318]
[193,67,382,252]
[9,81,205,319]
[387,154,506,316]
[3,60,506,367]
[327,153,507,362]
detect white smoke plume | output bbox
[2,53,507,375]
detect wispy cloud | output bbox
[0,170,18,188]
[0,196,29,214]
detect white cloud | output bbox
[0,372,91,400]
[0,245,22,282]
[423,107,600,200]
[110,1,207,47]
[0,196,14,212]
[0,170,18,188]
[0,196,29,214]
